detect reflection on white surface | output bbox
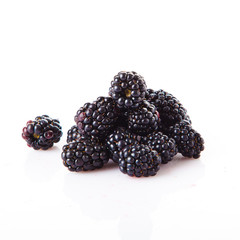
[25,146,61,182]
[63,155,205,239]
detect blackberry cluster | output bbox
[141,132,178,164]
[106,127,142,163]
[168,120,204,159]
[128,100,160,135]
[146,89,190,127]
[109,71,147,110]
[62,138,109,171]
[22,115,62,150]
[74,97,118,138]
[67,125,82,143]
[60,71,205,177]
[119,144,161,177]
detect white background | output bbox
[0,0,240,239]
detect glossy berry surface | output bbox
[109,71,147,110]
[141,132,178,164]
[146,89,190,127]
[63,71,205,176]
[22,115,62,150]
[67,125,82,143]
[128,100,160,135]
[168,120,204,158]
[74,97,118,138]
[61,137,109,172]
[106,127,142,163]
[118,144,161,177]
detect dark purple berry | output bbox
[22,115,62,150]
[109,71,147,110]
[74,97,118,138]
[146,89,191,127]
[61,137,109,172]
[118,144,161,177]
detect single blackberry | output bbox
[106,127,142,163]
[118,144,161,177]
[141,132,178,164]
[109,71,147,110]
[22,115,62,150]
[74,97,118,138]
[168,120,204,159]
[128,100,160,135]
[62,137,109,172]
[146,89,190,127]
[67,125,82,143]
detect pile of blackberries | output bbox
[21,71,204,177]
[62,71,205,177]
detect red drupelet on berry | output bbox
[22,115,62,150]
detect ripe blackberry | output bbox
[74,97,118,138]
[141,132,177,164]
[168,120,204,158]
[128,100,160,135]
[22,115,62,150]
[106,127,142,163]
[109,71,147,110]
[67,125,82,143]
[118,144,161,177]
[62,138,109,172]
[146,89,190,127]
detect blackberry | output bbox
[22,115,62,150]
[67,125,82,143]
[141,132,177,164]
[128,100,160,135]
[146,89,190,127]
[106,127,142,163]
[109,71,147,110]
[168,120,204,159]
[62,138,109,172]
[118,144,161,177]
[74,97,118,138]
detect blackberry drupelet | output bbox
[106,127,142,163]
[62,137,109,172]
[109,71,147,110]
[118,144,161,177]
[146,89,190,127]
[141,132,178,164]
[22,115,62,150]
[67,125,82,143]
[74,97,118,138]
[168,120,204,158]
[128,100,160,135]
